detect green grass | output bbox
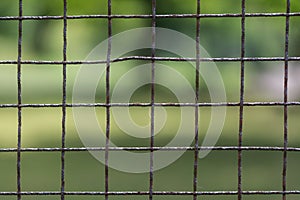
[1,107,300,199]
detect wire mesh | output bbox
[0,0,300,200]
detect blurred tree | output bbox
[0,0,299,101]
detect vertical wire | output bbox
[105,0,112,199]
[282,0,290,199]
[61,0,68,199]
[238,0,246,199]
[17,0,23,199]
[193,0,200,199]
[149,0,156,199]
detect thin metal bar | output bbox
[105,0,112,199]
[149,0,156,199]
[1,101,300,108]
[2,146,300,152]
[17,0,23,199]
[193,0,201,199]
[1,12,300,21]
[282,0,290,199]
[61,0,67,199]
[238,0,246,199]
[1,56,300,65]
[0,190,300,196]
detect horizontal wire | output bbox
[0,12,300,21]
[1,9,299,199]
[0,102,300,108]
[0,190,300,196]
[1,56,300,65]
[1,146,300,152]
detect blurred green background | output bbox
[1,0,300,199]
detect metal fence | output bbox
[0,0,300,200]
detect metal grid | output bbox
[0,0,300,200]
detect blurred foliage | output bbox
[0,0,300,103]
[1,1,300,199]
[1,0,300,59]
